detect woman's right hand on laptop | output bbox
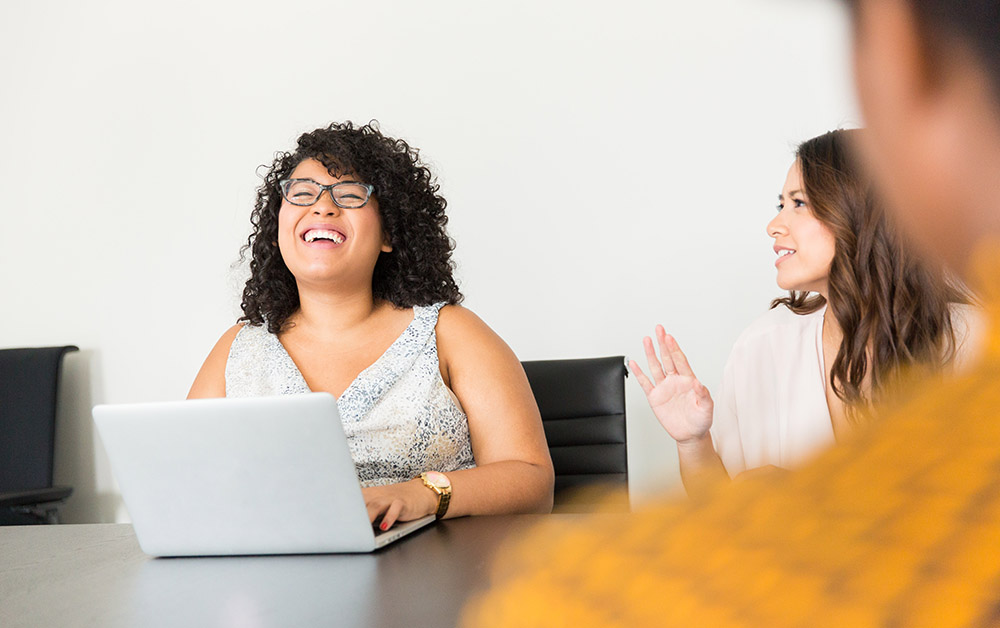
[363,480,438,531]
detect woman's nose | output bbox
[766,213,786,238]
[312,190,342,216]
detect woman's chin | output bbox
[292,270,352,289]
[775,272,823,294]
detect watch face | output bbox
[425,471,450,489]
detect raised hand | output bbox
[630,325,714,444]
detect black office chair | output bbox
[0,346,78,524]
[521,355,629,512]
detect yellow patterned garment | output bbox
[463,245,1000,628]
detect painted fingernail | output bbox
[380,522,388,531]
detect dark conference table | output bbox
[0,514,583,627]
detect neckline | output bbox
[814,303,835,422]
[271,306,423,401]
[814,303,829,386]
[816,304,852,441]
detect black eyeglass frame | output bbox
[278,178,375,208]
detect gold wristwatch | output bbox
[419,471,452,519]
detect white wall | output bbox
[0,0,857,523]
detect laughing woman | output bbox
[632,129,977,497]
[189,122,554,528]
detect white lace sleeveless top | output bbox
[225,303,476,487]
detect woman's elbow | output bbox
[529,460,555,513]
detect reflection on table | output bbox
[0,514,602,628]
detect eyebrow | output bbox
[291,177,364,185]
[777,189,805,200]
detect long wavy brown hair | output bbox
[771,129,966,420]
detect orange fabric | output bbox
[463,246,1000,628]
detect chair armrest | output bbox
[0,486,73,508]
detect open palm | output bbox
[630,326,714,444]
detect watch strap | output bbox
[434,486,451,519]
[420,472,452,519]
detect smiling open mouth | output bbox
[303,229,345,244]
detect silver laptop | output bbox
[93,393,435,556]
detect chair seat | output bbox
[0,486,74,508]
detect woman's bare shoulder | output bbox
[435,304,521,381]
[437,304,491,333]
[187,324,246,399]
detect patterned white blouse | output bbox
[224,302,476,487]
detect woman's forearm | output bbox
[676,434,731,498]
[443,460,555,518]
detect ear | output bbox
[381,234,393,253]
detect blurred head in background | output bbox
[846,0,1000,279]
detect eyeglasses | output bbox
[278,178,375,209]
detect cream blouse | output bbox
[711,303,981,476]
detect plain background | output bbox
[0,0,857,523]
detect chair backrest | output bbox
[521,356,628,512]
[0,346,78,491]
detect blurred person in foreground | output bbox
[462,0,1000,625]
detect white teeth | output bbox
[778,249,795,257]
[304,229,344,244]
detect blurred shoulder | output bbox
[949,302,987,371]
[949,302,984,336]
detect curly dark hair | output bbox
[238,121,463,333]
[771,129,967,421]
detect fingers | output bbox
[655,326,679,376]
[380,500,404,531]
[366,496,402,531]
[693,381,713,409]
[641,326,688,386]
[695,381,710,399]
[363,486,394,526]
[642,335,666,385]
[364,482,423,531]
[366,498,385,524]
[662,330,696,378]
[629,359,654,395]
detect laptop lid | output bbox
[93,393,432,556]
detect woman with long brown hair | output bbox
[631,128,976,496]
